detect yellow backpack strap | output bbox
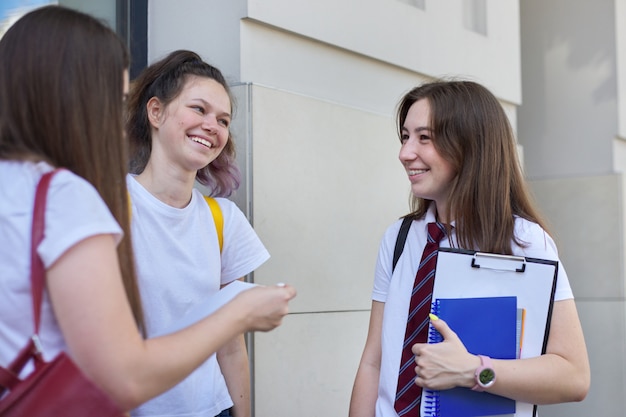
[205,196,223,253]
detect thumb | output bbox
[429,313,461,343]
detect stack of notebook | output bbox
[421,296,518,417]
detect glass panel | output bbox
[0,0,55,39]
[59,0,117,30]
[0,0,145,76]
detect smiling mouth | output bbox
[189,136,213,148]
[408,169,428,175]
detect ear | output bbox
[146,97,164,128]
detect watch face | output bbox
[479,368,495,386]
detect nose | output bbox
[399,137,417,164]
[202,115,219,134]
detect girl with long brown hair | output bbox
[0,6,295,412]
[350,80,589,417]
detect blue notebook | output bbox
[421,296,518,417]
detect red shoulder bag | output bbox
[0,170,125,416]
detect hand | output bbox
[411,316,479,390]
[234,284,297,332]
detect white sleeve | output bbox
[39,170,122,268]
[372,220,403,302]
[513,219,574,301]
[216,198,270,283]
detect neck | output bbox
[434,205,449,224]
[135,162,195,208]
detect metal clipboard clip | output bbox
[470,252,526,273]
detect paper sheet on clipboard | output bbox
[422,248,558,417]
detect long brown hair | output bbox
[0,5,145,333]
[396,80,548,254]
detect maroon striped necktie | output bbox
[394,222,446,416]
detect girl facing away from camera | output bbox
[0,6,295,413]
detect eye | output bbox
[419,133,431,142]
[218,118,230,128]
[400,133,409,144]
[192,105,205,114]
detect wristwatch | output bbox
[472,355,496,391]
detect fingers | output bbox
[413,362,427,388]
[409,316,472,391]
[429,314,460,343]
[244,284,296,332]
[277,283,297,301]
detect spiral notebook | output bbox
[421,297,518,417]
[420,248,558,417]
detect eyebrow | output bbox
[402,126,432,133]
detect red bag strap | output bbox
[30,170,58,334]
[0,365,20,390]
[0,170,59,392]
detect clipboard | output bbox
[420,248,558,417]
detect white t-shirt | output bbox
[0,161,122,371]
[372,206,573,417]
[127,174,270,417]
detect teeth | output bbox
[189,136,213,148]
[409,169,427,175]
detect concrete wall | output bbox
[149,0,521,111]
[519,0,618,179]
[529,175,626,416]
[520,0,626,415]
[239,84,407,415]
[146,0,625,415]
[618,0,626,139]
